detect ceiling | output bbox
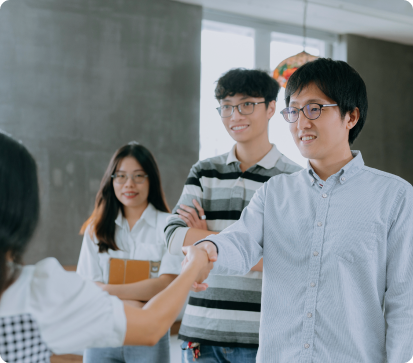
[173,0,413,46]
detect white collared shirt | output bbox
[77,203,182,283]
[0,258,126,356]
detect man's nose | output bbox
[296,110,311,130]
[230,106,243,121]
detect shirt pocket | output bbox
[331,221,377,263]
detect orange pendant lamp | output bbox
[273,0,318,88]
[273,51,318,88]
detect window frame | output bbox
[203,8,343,71]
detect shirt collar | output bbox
[307,151,364,186]
[114,203,157,229]
[114,211,126,228]
[226,144,239,165]
[226,144,282,170]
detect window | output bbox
[200,20,327,168]
[200,20,254,161]
[269,34,324,168]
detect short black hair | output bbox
[0,132,40,296]
[285,58,368,145]
[215,68,280,107]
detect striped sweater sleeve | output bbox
[164,161,204,252]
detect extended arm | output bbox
[178,199,263,271]
[100,274,176,301]
[192,182,268,277]
[385,186,413,363]
[123,246,213,345]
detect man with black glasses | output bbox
[165,68,302,362]
[188,58,413,363]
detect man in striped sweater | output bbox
[165,68,302,362]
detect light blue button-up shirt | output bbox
[204,151,413,363]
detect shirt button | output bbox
[322,193,327,198]
[307,312,312,318]
[310,282,316,287]
[317,222,323,227]
[341,176,346,181]
[304,343,310,349]
[313,251,319,256]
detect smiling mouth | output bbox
[231,125,248,131]
[124,192,138,197]
[301,136,317,141]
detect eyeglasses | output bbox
[280,103,338,123]
[111,172,148,184]
[216,102,265,118]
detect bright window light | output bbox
[269,38,322,168]
[200,22,325,168]
[200,20,254,160]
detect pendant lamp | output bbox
[273,0,318,88]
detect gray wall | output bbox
[0,0,202,265]
[347,34,413,184]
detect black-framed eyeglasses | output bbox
[216,102,266,118]
[111,172,148,184]
[280,103,338,123]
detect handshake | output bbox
[181,242,218,292]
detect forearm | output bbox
[123,262,202,346]
[201,229,263,276]
[104,274,176,301]
[183,228,219,247]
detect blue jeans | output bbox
[181,341,257,363]
[84,332,170,363]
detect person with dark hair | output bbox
[187,58,413,363]
[0,131,213,363]
[77,142,183,363]
[164,68,302,362]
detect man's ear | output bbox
[267,100,276,119]
[346,107,360,130]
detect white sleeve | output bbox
[168,226,189,256]
[159,250,183,276]
[76,226,104,282]
[157,212,184,276]
[29,258,126,354]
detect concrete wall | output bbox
[347,34,413,184]
[0,0,202,264]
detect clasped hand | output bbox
[177,199,208,230]
[182,242,218,292]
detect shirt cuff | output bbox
[168,227,190,256]
[194,238,219,254]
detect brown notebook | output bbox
[108,258,161,284]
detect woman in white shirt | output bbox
[77,142,183,363]
[0,132,212,363]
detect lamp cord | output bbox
[303,0,308,51]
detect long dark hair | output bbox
[0,132,40,297]
[81,142,170,253]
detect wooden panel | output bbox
[125,260,150,284]
[108,259,126,284]
[50,354,82,363]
